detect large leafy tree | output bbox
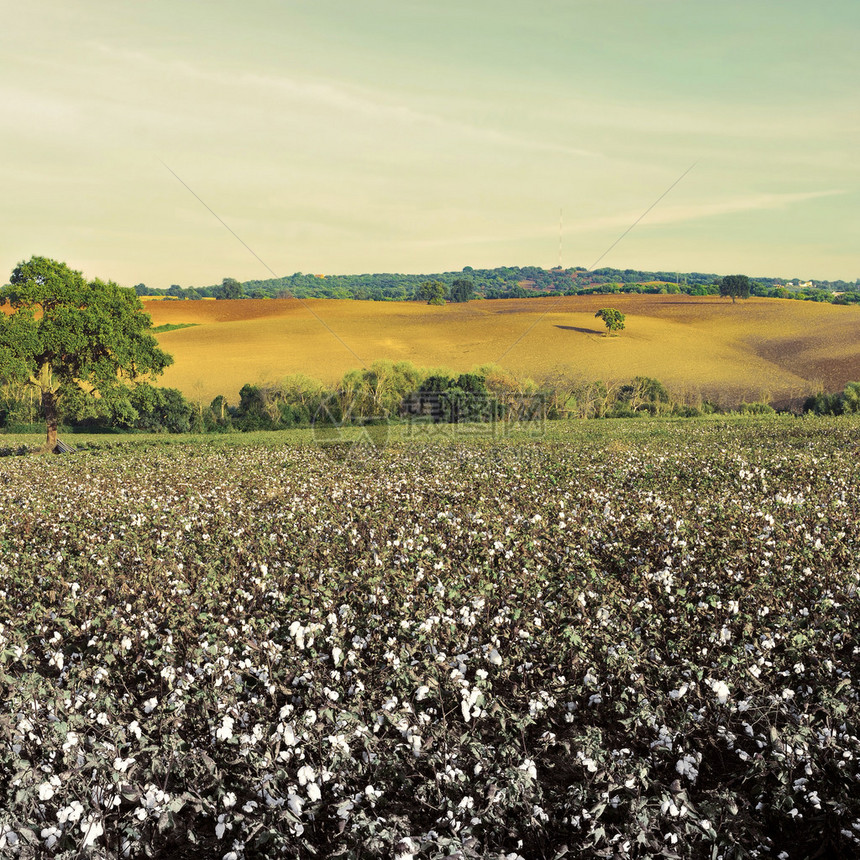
[0,256,173,450]
[719,274,751,304]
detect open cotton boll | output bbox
[80,817,104,849]
[712,680,730,704]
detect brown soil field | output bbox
[143,295,860,407]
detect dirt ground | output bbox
[143,295,860,406]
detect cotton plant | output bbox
[1,425,860,856]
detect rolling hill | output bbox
[144,295,860,408]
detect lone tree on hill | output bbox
[0,256,173,451]
[720,274,751,304]
[595,307,626,336]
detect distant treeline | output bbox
[130,266,860,305]
[4,362,858,435]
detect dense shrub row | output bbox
[803,382,860,417]
[130,265,860,304]
[1,363,854,438]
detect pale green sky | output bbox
[2,0,857,286]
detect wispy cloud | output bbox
[403,189,846,248]
[584,189,847,231]
[86,42,600,159]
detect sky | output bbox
[2,0,858,288]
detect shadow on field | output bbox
[554,325,603,335]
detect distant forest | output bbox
[132,265,860,305]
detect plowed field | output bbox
[143,295,860,405]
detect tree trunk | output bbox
[42,389,58,452]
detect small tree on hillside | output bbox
[595,307,626,336]
[0,256,172,451]
[719,274,751,304]
[414,280,447,305]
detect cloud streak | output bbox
[86,42,600,160]
[403,189,846,249]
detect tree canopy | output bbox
[720,274,751,303]
[414,280,448,305]
[217,277,245,299]
[595,307,626,336]
[450,278,475,303]
[0,256,173,449]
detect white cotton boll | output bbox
[264,790,284,809]
[222,792,237,809]
[57,801,84,824]
[332,646,343,666]
[282,723,297,746]
[289,621,306,650]
[41,827,61,849]
[518,759,537,780]
[143,697,158,714]
[80,817,104,849]
[712,680,730,704]
[488,648,502,666]
[415,685,430,701]
[287,793,303,817]
[122,636,133,651]
[669,685,688,700]
[676,754,699,782]
[306,782,321,802]
[38,781,56,801]
[394,837,418,860]
[297,764,316,786]
[216,716,234,741]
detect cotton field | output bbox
[1,420,859,859]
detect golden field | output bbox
[143,295,860,406]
